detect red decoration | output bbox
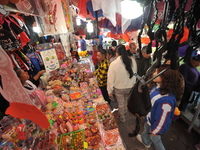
[78,0,87,18]
[6,103,50,129]
[167,26,189,43]
[0,0,9,5]
[123,33,130,42]
[141,37,150,45]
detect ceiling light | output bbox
[87,21,94,33]
[121,0,143,19]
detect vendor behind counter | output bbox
[14,68,46,94]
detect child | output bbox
[136,64,182,150]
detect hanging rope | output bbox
[137,6,147,51]
[183,0,200,63]
[186,0,200,47]
[128,0,199,138]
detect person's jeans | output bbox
[141,122,165,150]
[100,85,110,104]
[113,88,132,120]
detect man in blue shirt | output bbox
[79,36,87,51]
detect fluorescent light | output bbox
[87,21,94,33]
[33,27,41,33]
[76,17,81,26]
[121,0,143,19]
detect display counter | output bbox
[0,59,125,150]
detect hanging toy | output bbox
[52,2,57,31]
[47,0,57,32]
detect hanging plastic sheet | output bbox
[0,46,49,129]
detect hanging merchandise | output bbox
[0,29,21,51]
[60,33,71,57]
[22,15,40,44]
[0,13,25,52]
[6,15,30,47]
[61,0,74,32]
[91,0,120,27]
[127,0,191,137]
[37,43,60,72]
[53,43,66,61]
[15,0,47,16]
[26,51,43,73]
[39,0,68,35]
[0,46,49,129]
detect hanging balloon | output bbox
[180,26,189,43]
[126,45,129,50]
[141,37,150,45]
[0,0,9,5]
[167,26,189,43]
[107,32,111,38]
[123,33,130,42]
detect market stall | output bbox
[0,55,125,149]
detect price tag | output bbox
[84,142,88,148]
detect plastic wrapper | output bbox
[103,128,123,148]
[40,72,51,88]
[29,90,46,109]
[96,104,111,120]
[69,92,82,101]
[59,129,85,150]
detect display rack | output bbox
[180,92,200,134]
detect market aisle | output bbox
[110,101,200,150]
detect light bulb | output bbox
[121,0,143,19]
[87,21,94,33]
[33,27,41,33]
[76,17,81,26]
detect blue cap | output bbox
[191,50,200,60]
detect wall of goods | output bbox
[0,0,125,150]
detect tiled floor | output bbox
[110,100,200,150]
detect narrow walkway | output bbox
[110,101,200,150]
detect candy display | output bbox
[0,59,125,149]
[69,92,82,100]
[60,130,84,150]
[103,128,121,147]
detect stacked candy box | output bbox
[95,100,118,132]
[69,92,82,101]
[84,123,101,149]
[103,128,121,147]
[0,116,58,150]
[33,132,57,149]
[92,97,105,105]
[96,104,111,120]
[59,129,85,150]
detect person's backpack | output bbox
[127,80,151,137]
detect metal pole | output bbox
[188,93,200,133]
